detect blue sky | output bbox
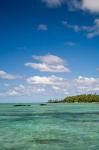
[0,0,99,103]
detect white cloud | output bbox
[73,76,99,94]
[0,70,16,80]
[26,75,99,95]
[37,24,48,31]
[62,19,99,38]
[52,85,60,90]
[64,0,99,13]
[1,75,99,97]
[33,54,64,65]
[42,0,63,8]
[26,75,65,85]
[82,0,99,13]
[26,75,70,96]
[67,0,99,13]
[25,63,68,72]
[25,54,70,73]
[75,76,97,85]
[41,0,99,13]
[0,84,46,97]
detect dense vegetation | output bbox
[48,94,99,103]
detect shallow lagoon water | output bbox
[0,103,99,150]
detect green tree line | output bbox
[48,94,99,103]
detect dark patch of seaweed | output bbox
[31,138,66,144]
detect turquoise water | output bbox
[0,103,99,150]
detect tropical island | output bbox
[48,94,99,103]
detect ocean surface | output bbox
[0,103,99,150]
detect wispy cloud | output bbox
[62,19,99,38]
[42,0,63,8]
[86,19,99,38]
[0,84,45,96]
[37,24,48,31]
[0,70,16,80]
[25,54,70,73]
[62,21,82,32]
[41,0,80,9]
[96,68,99,72]
[64,42,76,46]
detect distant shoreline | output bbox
[48,94,99,103]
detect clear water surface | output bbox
[0,103,99,150]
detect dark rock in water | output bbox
[13,104,31,107]
[40,103,47,106]
[32,138,65,144]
